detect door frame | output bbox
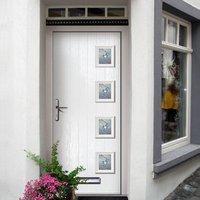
[45,26,130,195]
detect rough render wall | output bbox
[0,0,40,199]
[42,0,128,6]
[129,0,200,199]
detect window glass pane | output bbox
[68,8,85,17]
[168,20,178,44]
[179,25,188,47]
[88,8,105,17]
[162,17,166,41]
[48,8,66,17]
[107,8,125,17]
[161,49,187,143]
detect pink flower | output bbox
[20,174,67,200]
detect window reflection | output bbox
[88,8,105,17]
[168,20,178,44]
[68,8,85,17]
[107,8,125,17]
[179,25,187,47]
[161,49,187,143]
[162,17,166,41]
[48,8,66,18]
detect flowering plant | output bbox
[20,142,85,200]
[20,174,68,200]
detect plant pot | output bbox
[67,189,77,200]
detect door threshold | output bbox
[77,195,128,200]
[78,194,127,196]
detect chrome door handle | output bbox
[55,99,68,121]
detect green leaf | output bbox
[24,141,85,190]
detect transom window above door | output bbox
[161,12,192,153]
[47,6,127,19]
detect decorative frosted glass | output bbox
[162,17,166,41]
[48,8,65,18]
[179,25,187,47]
[107,8,125,17]
[168,20,178,44]
[68,8,85,17]
[161,49,187,143]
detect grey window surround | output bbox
[154,144,200,176]
[153,0,200,174]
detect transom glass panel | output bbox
[179,25,188,47]
[48,8,66,18]
[68,8,86,17]
[107,8,125,17]
[162,17,166,41]
[47,7,127,19]
[88,8,105,17]
[168,20,178,44]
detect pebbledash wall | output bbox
[1,0,200,200]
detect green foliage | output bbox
[25,141,85,190]
[67,166,85,189]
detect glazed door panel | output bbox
[53,32,121,194]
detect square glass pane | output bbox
[168,20,178,44]
[48,8,65,18]
[162,17,166,41]
[179,25,188,47]
[68,8,85,17]
[88,8,105,17]
[107,8,125,17]
[161,49,187,143]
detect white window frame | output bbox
[162,12,192,154]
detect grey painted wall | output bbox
[163,0,200,21]
[153,0,162,164]
[191,22,200,144]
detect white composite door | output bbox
[53,32,121,194]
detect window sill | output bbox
[153,144,200,177]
